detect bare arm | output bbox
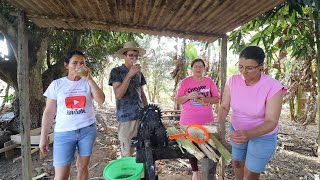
[88,78,105,105]
[246,90,283,138]
[113,65,141,100]
[82,66,105,104]
[141,86,148,106]
[39,98,57,153]
[113,76,132,100]
[198,95,220,104]
[217,84,231,127]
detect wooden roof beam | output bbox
[27,14,222,42]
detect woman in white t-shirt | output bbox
[39,50,105,179]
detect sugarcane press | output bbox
[133,104,195,180]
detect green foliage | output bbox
[3,94,14,102]
[0,0,18,25]
[229,1,317,63]
[79,30,135,77]
[47,29,136,77]
[185,43,198,61]
[137,36,176,106]
[289,0,320,13]
[227,65,238,76]
[228,0,320,124]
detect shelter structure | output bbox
[7,0,286,179]
[9,0,285,42]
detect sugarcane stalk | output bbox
[167,127,205,160]
[203,143,220,160]
[179,126,219,161]
[198,143,218,162]
[181,125,218,133]
[206,138,216,149]
[210,134,231,164]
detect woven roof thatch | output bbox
[9,0,285,42]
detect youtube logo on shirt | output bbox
[65,96,86,108]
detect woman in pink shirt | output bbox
[218,46,286,180]
[176,58,220,180]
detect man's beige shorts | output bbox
[118,120,140,157]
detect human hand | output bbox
[128,64,141,77]
[229,130,249,144]
[39,135,49,154]
[83,65,93,81]
[187,92,199,100]
[77,65,92,80]
[196,94,205,102]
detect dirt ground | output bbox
[0,106,320,180]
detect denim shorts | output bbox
[53,123,97,167]
[230,125,277,173]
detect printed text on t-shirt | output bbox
[187,85,210,97]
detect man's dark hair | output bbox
[239,46,265,65]
[123,50,139,56]
[191,58,205,68]
[64,50,86,64]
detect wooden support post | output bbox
[4,141,16,158]
[201,158,217,180]
[220,34,227,139]
[219,34,228,179]
[18,11,32,179]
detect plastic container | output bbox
[103,157,144,180]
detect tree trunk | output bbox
[313,10,320,156]
[294,85,303,120]
[9,95,45,133]
[173,39,186,110]
[289,97,295,121]
[2,37,48,133]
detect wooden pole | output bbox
[219,34,228,179]
[18,11,32,179]
[220,34,227,142]
[201,158,217,180]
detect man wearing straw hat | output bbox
[108,41,148,157]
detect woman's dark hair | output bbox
[64,50,86,64]
[239,46,265,65]
[191,58,205,68]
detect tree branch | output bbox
[0,13,18,59]
[0,56,18,89]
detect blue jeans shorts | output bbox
[230,125,277,173]
[53,123,97,167]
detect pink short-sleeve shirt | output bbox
[228,73,286,135]
[176,76,220,125]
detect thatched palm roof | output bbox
[9,0,285,42]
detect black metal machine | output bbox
[133,104,194,180]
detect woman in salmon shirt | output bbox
[176,58,220,180]
[217,46,286,180]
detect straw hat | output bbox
[115,41,146,59]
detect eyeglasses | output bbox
[126,54,140,59]
[236,62,262,72]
